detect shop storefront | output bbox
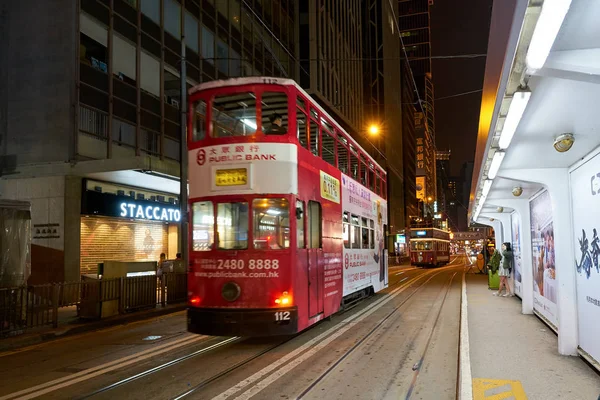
[80,179,180,275]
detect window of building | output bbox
[192,201,213,251]
[185,11,199,53]
[141,129,160,155]
[217,202,248,250]
[230,49,241,76]
[140,51,160,97]
[141,0,160,24]
[308,201,322,249]
[164,68,180,106]
[113,34,136,82]
[80,13,108,70]
[164,0,181,38]
[262,91,288,135]
[253,198,290,249]
[193,99,207,142]
[212,92,257,137]
[164,137,180,161]
[342,212,350,249]
[297,111,308,149]
[216,39,229,75]
[123,0,137,8]
[217,0,228,18]
[296,200,305,249]
[112,118,136,147]
[229,0,241,29]
[202,26,215,64]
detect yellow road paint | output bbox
[473,378,527,400]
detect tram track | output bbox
[295,268,459,400]
[6,262,460,400]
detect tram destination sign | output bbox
[82,189,181,222]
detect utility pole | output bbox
[179,19,188,269]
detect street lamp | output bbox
[368,124,379,135]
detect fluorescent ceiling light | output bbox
[482,179,493,197]
[241,118,257,130]
[498,91,531,149]
[526,0,572,71]
[266,209,281,216]
[488,151,505,179]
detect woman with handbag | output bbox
[494,242,514,297]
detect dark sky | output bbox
[430,0,494,177]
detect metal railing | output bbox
[0,273,187,338]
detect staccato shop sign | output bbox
[82,189,181,222]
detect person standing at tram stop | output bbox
[157,253,166,282]
[494,243,514,297]
[487,245,501,289]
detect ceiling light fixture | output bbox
[498,90,531,150]
[488,151,506,179]
[553,133,575,152]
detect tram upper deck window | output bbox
[261,92,289,135]
[211,92,257,138]
[192,99,207,142]
[252,198,290,249]
[217,202,249,250]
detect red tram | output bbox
[186,77,389,336]
[409,223,451,267]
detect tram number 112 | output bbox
[274,311,290,321]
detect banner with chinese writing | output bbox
[570,151,600,365]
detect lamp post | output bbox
[179,15,188,268]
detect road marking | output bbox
[472,378,527,399]
[213,265,460,400]
[400,277,408,283]
[396,271,405,275]
[0,334,208,400]
[459,270,473,400]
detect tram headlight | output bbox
[275,291,292,306]
[222,281,241,302]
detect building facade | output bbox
[0,0,297,282]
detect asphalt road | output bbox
[0,257,467,400]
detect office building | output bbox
[0,0,297,282]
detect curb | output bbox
[458,269,473,400]
[0,304,187,353]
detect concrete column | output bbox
[500,168,578,356]
[488,199,534,315]
[479,216,504,246]
[64,176,82,282]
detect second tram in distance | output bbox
[409,222,451,267]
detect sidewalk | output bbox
[0,303,185,353]
[463,274,600,399]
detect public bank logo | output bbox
[197,149,206,166]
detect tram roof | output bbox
[189,77,386,175]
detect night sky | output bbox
[430,0,494,176]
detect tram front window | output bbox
[217,202,249,250]
[253,198,290,249]
[192,201,213,251]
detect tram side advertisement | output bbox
[341,174,388,297]
[570,152,600,365]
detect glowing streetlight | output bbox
[368,125,379,135]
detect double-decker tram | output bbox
[186,77,388,336]
[409,220,451,267]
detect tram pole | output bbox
[179,21,189,269]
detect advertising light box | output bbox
[570,151,600,365]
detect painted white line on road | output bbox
[213,265,459,400]
[0,334,209,400]
[400,277,408,283]
[396,271,405,276]
[459,270,473,400]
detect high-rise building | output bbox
[399,0,437,220]
[435,149,450,214]
[401,63,418,226]
[299,0,406,250]
[0,0,297,282]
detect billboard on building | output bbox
[416,176,426,200]
[570,151,600,365]
[511,211,523,297]
[529,189,557,328]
